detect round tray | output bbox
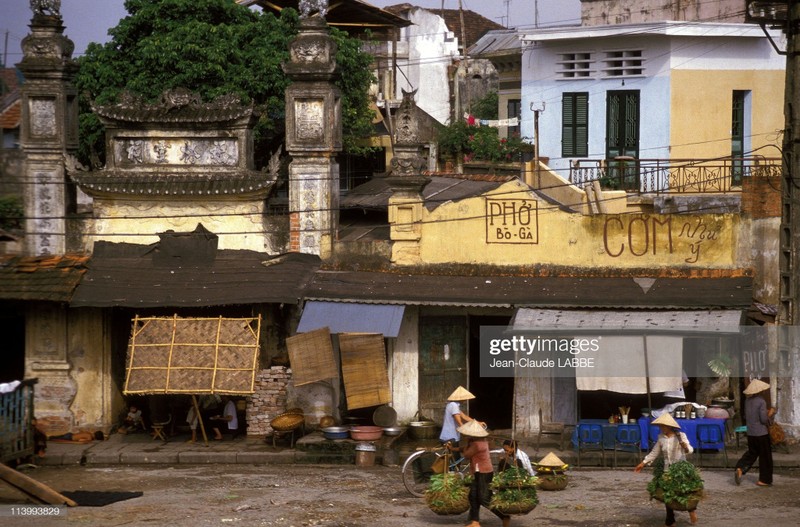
[271,412,304,431]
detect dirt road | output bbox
[1,464,798,526]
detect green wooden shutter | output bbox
[562,93,588,157]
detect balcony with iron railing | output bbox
[569,157,782,193]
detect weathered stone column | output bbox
[17,1,78,256]
[387,91,429,264]
[284,11,342,257]
[18,1,79,433]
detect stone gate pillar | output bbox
[17,1,78,256]
[284,10,342,257]
[387,90,429,264]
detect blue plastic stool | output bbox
[734,426,747,448]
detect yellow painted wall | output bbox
[87,199,273,253]
[670,70,784,160]
[415,180,740,269]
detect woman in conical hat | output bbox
[439,385,482,443]
[735,379,775,487]
[635,412,697,525]
[450,420,510,527]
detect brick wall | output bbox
[289,212,300,252]
[742,176,781,219]
[245,366,292,437]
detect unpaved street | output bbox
[1,464,798,526]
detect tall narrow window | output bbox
[507,99,521,136]
[606,90,640,190]
[731,90,749,186]
[562,92,588,157]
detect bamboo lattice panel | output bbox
[339,333,390,410]
[124,314,261,395]
[286,327,338,386]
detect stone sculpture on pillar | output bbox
[386,90,430,264]
[18,0,78,256]
[284,8,342,257]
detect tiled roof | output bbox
[385,4,504,50]
[70,170,276,198]
[305,268,754,309]
[1,68,22,130]
[238,1,411,32]
[71,242,322,308]
[0,254,89,302]
[0,99,20,130]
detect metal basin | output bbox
[382,426,405,436]
[321,426,350,440]
[409,421,439,440]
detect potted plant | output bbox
[489,467,539,515]
[647,459,704,511]
[425,471,469,515]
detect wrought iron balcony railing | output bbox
[569,157,782,193]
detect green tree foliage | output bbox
[0,196,23,230]
[471,90,498,120]
[75,0,376,165]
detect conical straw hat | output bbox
[457,419,488,437]
[447,385,475,401]
[538,452,565,467]
[651,413,681,430]
[743,379,770,395]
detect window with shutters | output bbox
[562,92,589,157]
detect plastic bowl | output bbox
[350,425,384,441]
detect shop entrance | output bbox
[468,315,513,430]
[0,307,25,383]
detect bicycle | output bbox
[401,443,505,497]
[401,444,470,497]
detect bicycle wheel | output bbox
[402,450,439,497]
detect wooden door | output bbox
[418,316,467,423]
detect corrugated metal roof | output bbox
[341,173,516,211]
[0,254,89,302]
[297,301,405,337]
[70,242,321,307]
[470,29,521,56]
[305,270,753,309]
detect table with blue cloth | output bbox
[571,417,726,451]
[639,416,726,450]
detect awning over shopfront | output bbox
[511,309,745,332]
[510,309,744,395]
[296,301,405,337]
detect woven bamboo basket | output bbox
[271,412,304,432]
[425,492,469,515]
[651,489,701,511]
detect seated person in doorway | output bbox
[209,397,239,440]
[117,403,146,434]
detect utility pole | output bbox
[458,0,470,115]
[777,1,800,325]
